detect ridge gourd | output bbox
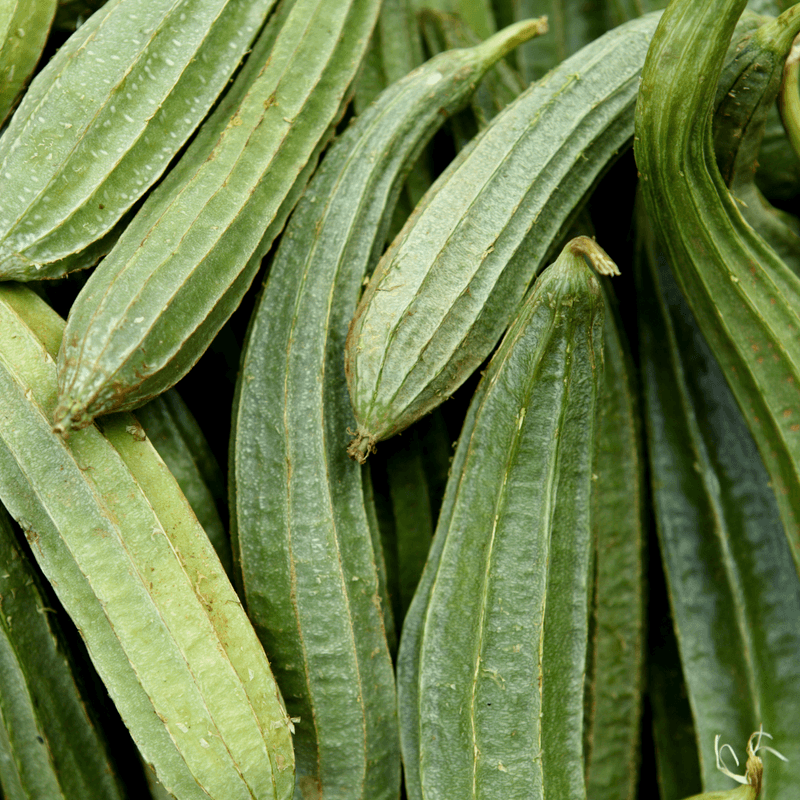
[230,19,547,798]
[396,237,607,800]
[343,12,659,461]
[53,0,382,435]
[0,0,276,279]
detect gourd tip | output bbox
[567,236,620,276]
[346,429,376,464]
[52,399,90,438]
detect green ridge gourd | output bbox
[0,506,128,800]
[583,287,644,800]
[712,10,800,276]
[0,0,276,278]
[635,213,800,799]
[0,0,57,125]
[343,12,659,462]
[634,0,800,575]
[52,0,382,434]
[0,283,294,800]
[397,237,606,800]
[229,20,547,799]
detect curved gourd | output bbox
[713,11,800,275]
[634,0,800,577]
[230,20,545,798]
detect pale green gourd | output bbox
[0,0,276,278]
[344,12,659,461]
[53,0,381,435]
[0,283,294,800]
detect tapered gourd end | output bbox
[52,398,94,438]
[567,236,620,276]
[0,250,38,281]
[347,428,377,464]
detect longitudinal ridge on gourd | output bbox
[0,0,276,279]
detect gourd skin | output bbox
[583,286,644,800]
[344,13,660,456]
[0,0,57,125]
[0,284,295,800]
[0,506,129,800]
[230,21,546,799]
[0,0,276,278]
[634,0,800,576]
[712,11,800,276]
[53,0,383,434]
[398,242,604,800]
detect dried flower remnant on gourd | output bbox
[686,727,787,799]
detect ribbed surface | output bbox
[397,249,603,800]
[637,225,800,798]
[711,11,800,277]
[344,12,660,448]
[0,508,127,800]
[0,0,57,125]
[136,390,231,578]
[0,284,294,800]
[231,24,542,798]
[0,0,275,277]
[634,0,800,576]
[582,289,644,800]
[55,0,381,433]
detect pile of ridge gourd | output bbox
[3,0,800,798]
